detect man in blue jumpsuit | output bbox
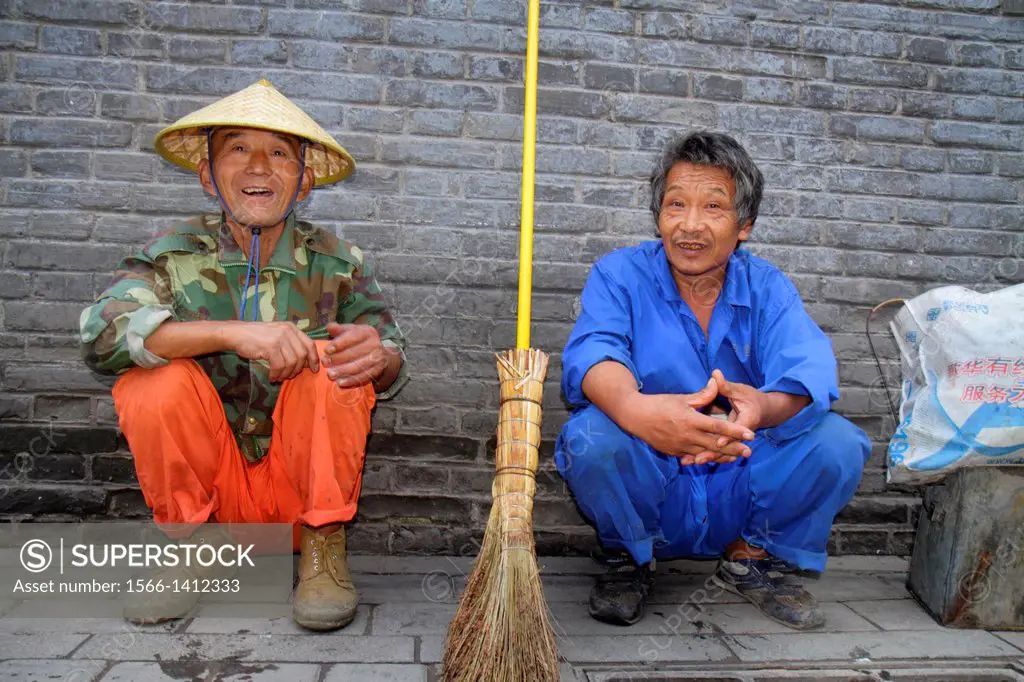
[556,132,871,630]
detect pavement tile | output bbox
[825,556,909,572]
[322,663,430,681]
[804,573,910,602]
[421,634,732,665]
[0,660,102,682]
[73,633,414,663]
[724,629,1021,662]
[994,632,1024,652]
[351,556,475,576]
[844,598,946,631]
[0,633,89,658]
[372,603,455,635]
[0,599,16,617]
[647,575,747,605]
[0,598,178,634]
[693,602,878,635]
[358,573,467,605]
[100,661,320,681]
[541,575,594,602]
[185,603,370,635]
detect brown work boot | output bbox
[123,524,238,625]
[292,524,358,631]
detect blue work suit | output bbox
[555,242,871,573]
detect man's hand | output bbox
[630,379,755,466]
[709,368,767,456]
[225,321,320,383]
[322,322,389,389]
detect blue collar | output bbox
[650,241,751,309]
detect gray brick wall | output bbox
[1,0,1022,558]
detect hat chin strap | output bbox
[205,128,307,321]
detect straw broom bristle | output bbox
[442,348,559,682]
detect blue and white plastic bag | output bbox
[887,284,1024,485]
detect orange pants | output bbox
[112,341,375,549]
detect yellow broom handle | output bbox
[516,0,541,350]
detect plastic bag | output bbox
[887,283,1024,485]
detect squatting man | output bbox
[556,132,871,630]
[80,80,407,630]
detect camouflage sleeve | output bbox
[337,251,408,400]
[79,252,177,375]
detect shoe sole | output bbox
[293,610,358,632]
[710,574,825,632]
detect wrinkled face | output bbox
[657,161,752,289]
[198,127,313,229]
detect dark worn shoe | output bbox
[588,555,655,626]
[711,557,825,631]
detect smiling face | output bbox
[198,127,313,230]
[657,161,752,293]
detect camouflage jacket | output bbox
[80,212,408,464]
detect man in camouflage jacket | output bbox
[79,80,406,631]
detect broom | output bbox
[441,0,560,679]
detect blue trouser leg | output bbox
[555,407,872,573]
[554,404,706,567]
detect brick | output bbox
[39,26,101,56]
[231,39,287,65]
[390,18,503,51]
[412,0,467,19]
[9,181,132,211]
[997,153,1024,177]
[855,31,902,58]
[583,8,634,35]
[146,3,262,34]
[900,147,945,172]
[539,4,580,28]
[906,36,951,64]
[94,152,157,182]
[951,96,997,121]
[751,22,798,49]
[640,11,689,40]
[469,55,519,82]
[720,105,824,135]
[35,88,97,116]
[744,77,794,104]
[803,27,854,54]
[901,92,949,118]
[16,56,138,89]
[638,68,690,97]
[387,81,496,111]
[583,63,634,92]
[849,88,898,113]
[931,121,1022,150]
[20,0,133,24]
[0,272,30,299]
[691,15,749,45]
[842,198,895,224]
[948,150,993,174]
[834,58,928,87]
[527,28,624,61]
[5,241,126,272]
[578,121,633,149]
[32,272,96,300]
[693,73,743,101]
[100,93,161,121]
[614,95,716,126]
[1000,99,1024,123]
[0,394,30,420]
[33,395,92,423]
[168,37,227,64]
[0,150,27,177]
[382,139,495,169]
[3,301,85,332]
[921,228,1018,257]
[347,107,404,134]
[798,83,847,109]
[30,150,91,178]
[823,223,920,253]
[0,85,33,113]
[935,67,1024,96]
[108,32,164,59]
[470,0,524,23]
[957,42,1001,67]
[0,485,106,514]
[0,21,36,48]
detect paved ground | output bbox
[0,555,1021,681]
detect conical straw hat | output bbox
[154,79,355,186]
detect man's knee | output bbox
[112,359,203,417]
[806,413,871,486]
[555,404,635,478]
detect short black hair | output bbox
[649,131,764,230]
